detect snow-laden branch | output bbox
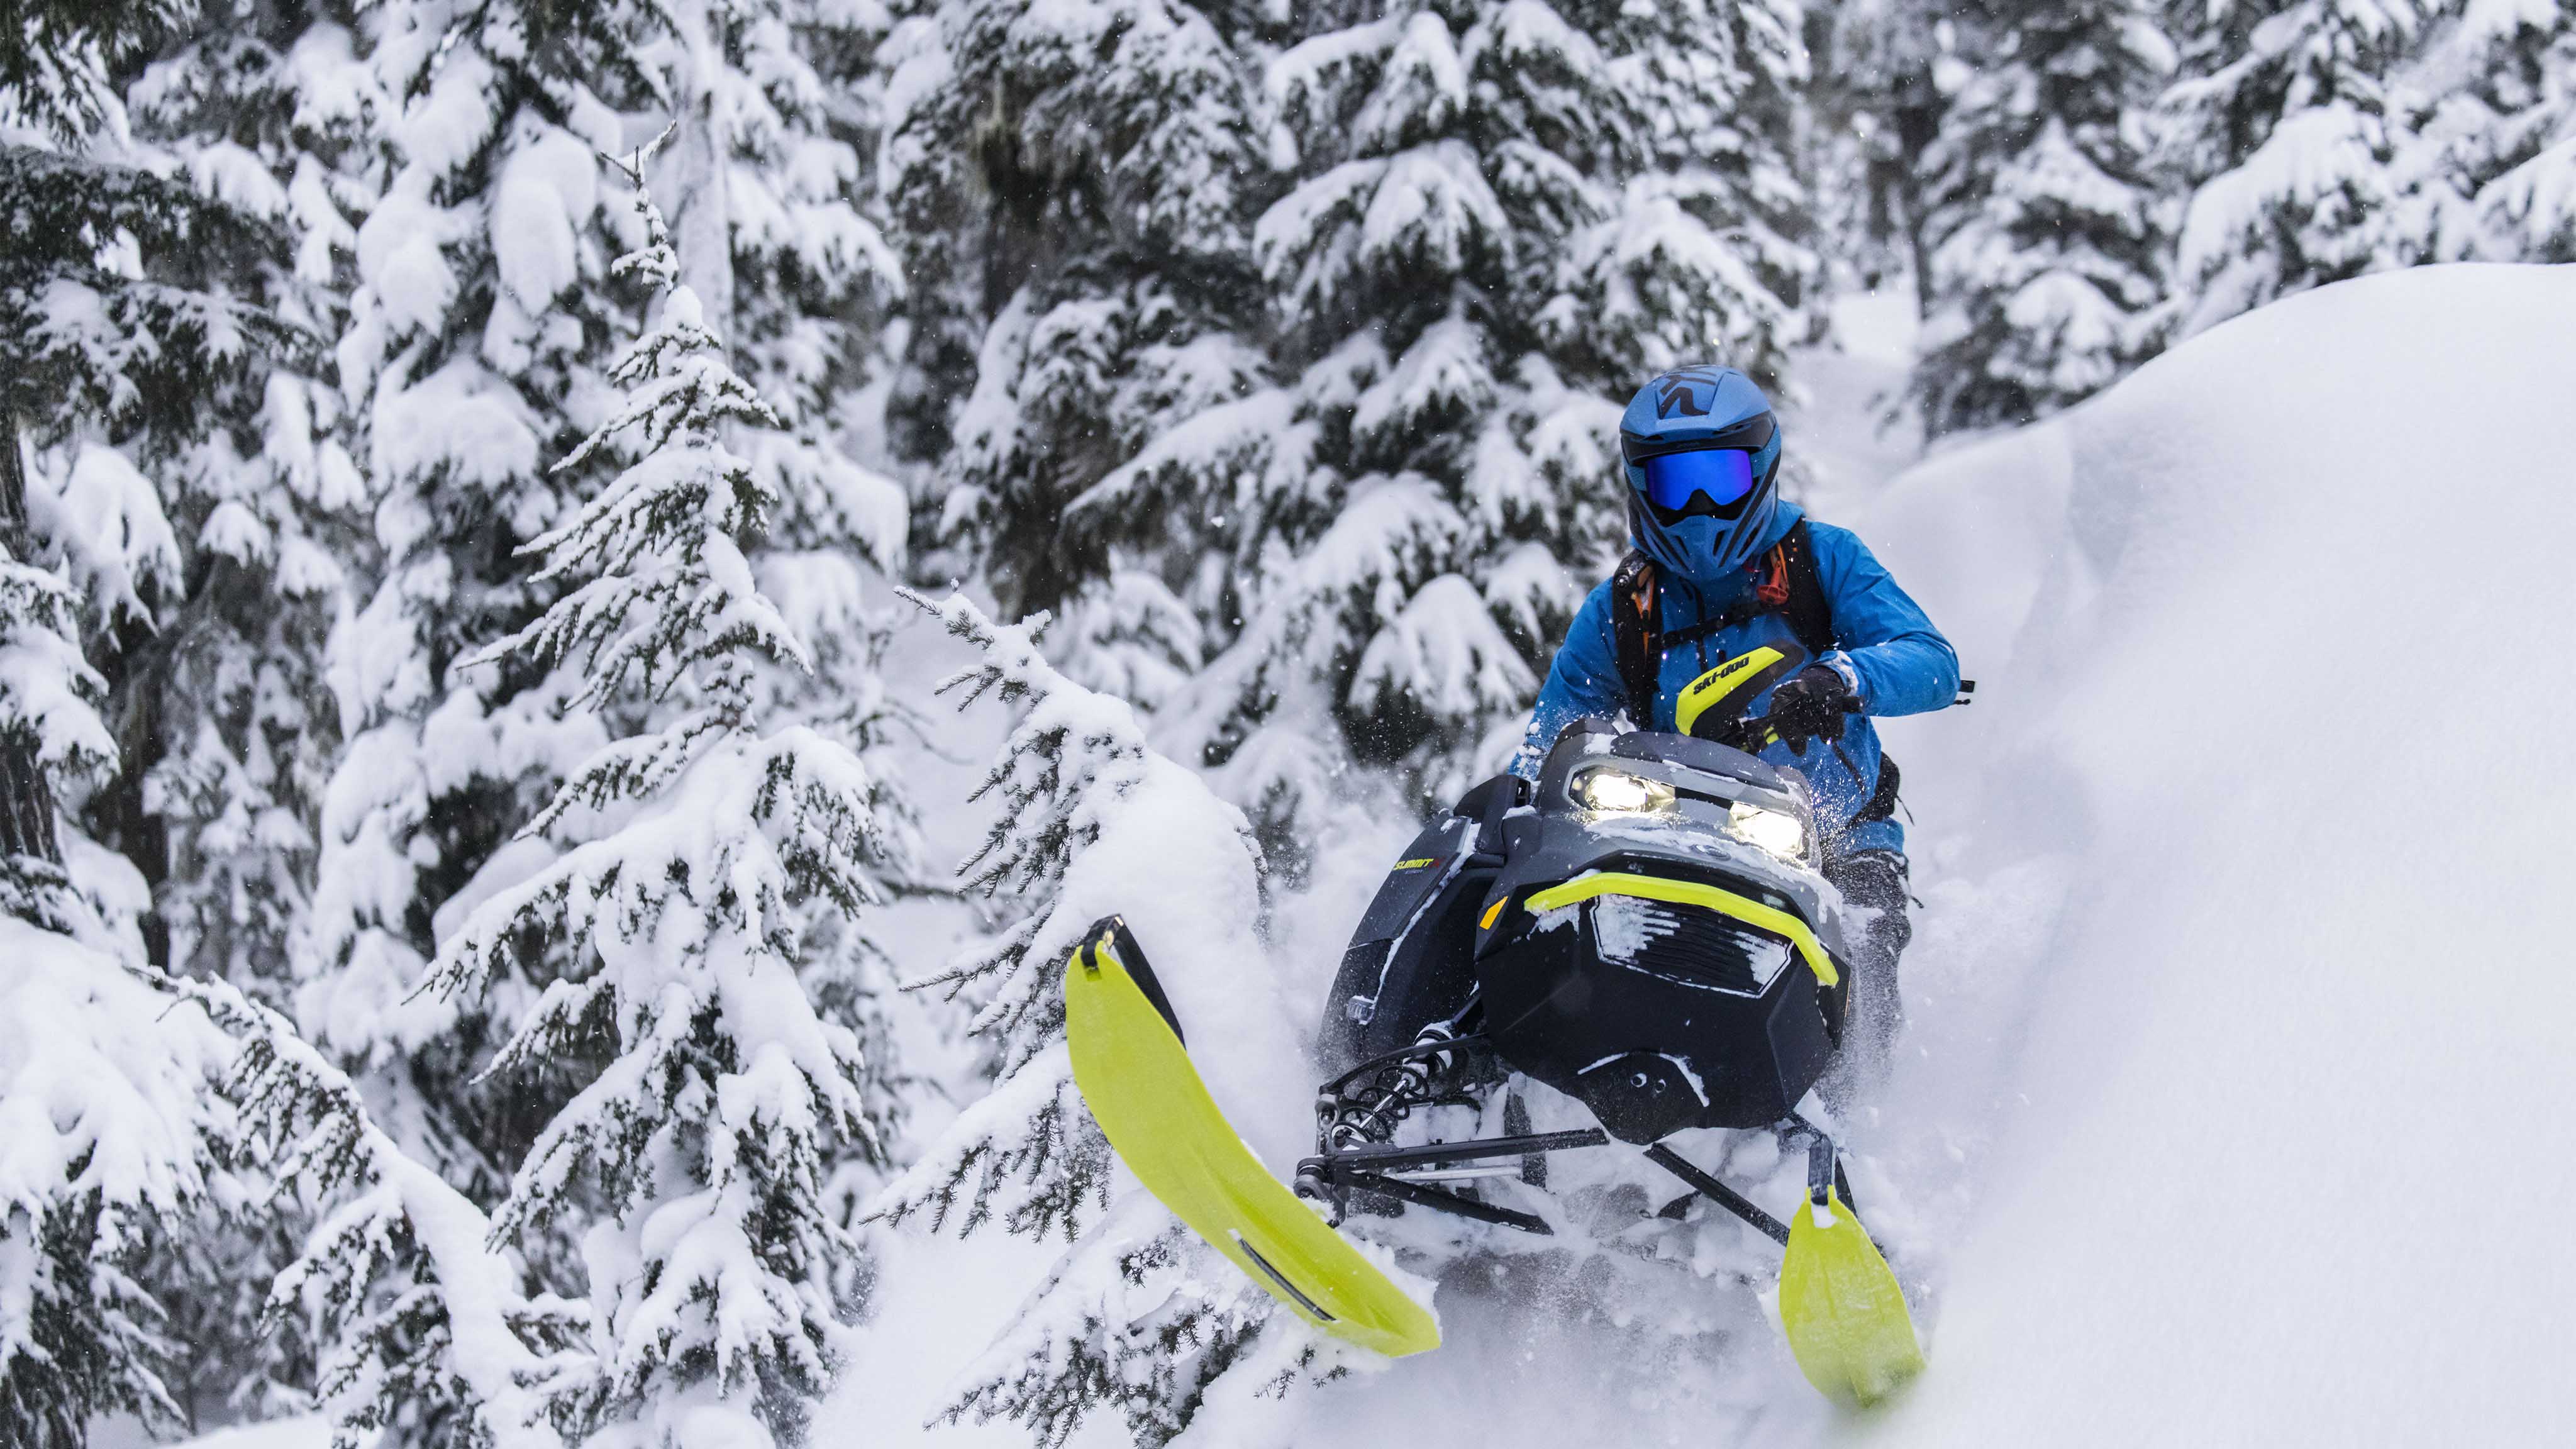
[175,975,571,1449]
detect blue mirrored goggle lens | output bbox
[1641,447,1757,514]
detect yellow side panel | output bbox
[1675,645,1788,738]
[1063,931,1441,1359]
[1778,1191,1925,1407]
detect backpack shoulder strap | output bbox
[1608,550,1660,725]
[1775,519,1836,659]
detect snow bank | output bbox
[1850,262,2576,1443]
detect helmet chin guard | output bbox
[1620,366,1784,577]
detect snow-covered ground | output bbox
[1782,286,1928,523]
[1849,262,2576,1444]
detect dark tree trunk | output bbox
[1886,63,1945,326]
[0,404,62,865]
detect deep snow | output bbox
[1848,262,2576,1444]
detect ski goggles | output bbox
[1636,445,1760,522]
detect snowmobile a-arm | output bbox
[1640,1117,1858,1247]
[1642,1142,1790,1244]
[1296,1128,1609,1235]
[1318,1162,1552,1234]
[1318,1131,1614,1174]
[1295,1026,1599,1235]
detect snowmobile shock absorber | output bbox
[1326,1019,1461,1150]
[1296,1019,1472,1219]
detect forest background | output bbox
[1,1,2567,1446]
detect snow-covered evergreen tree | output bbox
[84,11,403,1422]
[874,592,1328,1447]
[425,153,897,1448]
[109,1,373,1011]
[0,877,236,1446]
[2154,0,2434,337]
[0,425,239,1448]
[293,0,640,1228]
[1,6,306,875]
[1,14,326,1436]
[2401,0,2576,262]
[303,0,914,1238]
[1913,0,2177,431]
[1138,0,1814,858]
[875,596,1220,1238]
[881,0,1270,704]
[669,0,924,1176]
[1815,0,1962,301]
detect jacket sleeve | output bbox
[1809,522,1960,718]
[1510,582,1627,778]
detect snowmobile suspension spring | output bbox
[1329,1021,1459,1147]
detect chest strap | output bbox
[1612,521,1837,723]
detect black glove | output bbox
[1760,665,1858,752]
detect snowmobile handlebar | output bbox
[1722,694,1860,753]
[1677,643,1862,752]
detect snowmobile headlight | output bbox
[1726,799,1808,863]
[1577,769,1676,816]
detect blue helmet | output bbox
[1619,365,1784,579]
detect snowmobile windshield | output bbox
[1640,446,1758,523]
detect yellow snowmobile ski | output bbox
[1063,916,1441,1358]
[1778,1189,1924,1406]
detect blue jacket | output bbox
[1512,502,1958,857]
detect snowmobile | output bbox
[1062,641,1924,1406]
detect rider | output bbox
[1513,365,1960,1096]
